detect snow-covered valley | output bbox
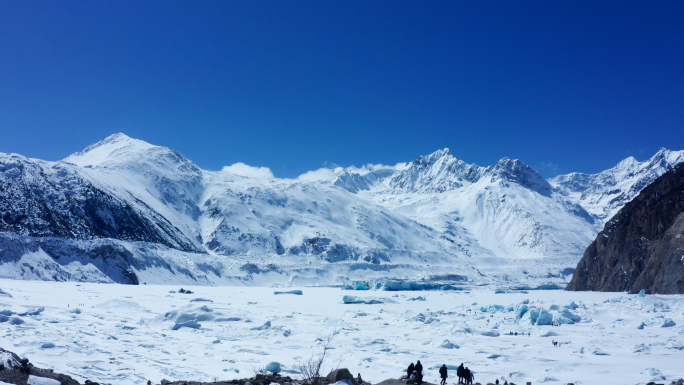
[1,280,683,385]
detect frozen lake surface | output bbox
[0,279,682,385]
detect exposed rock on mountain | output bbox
[0,153,197,250]
[567,163,684,294]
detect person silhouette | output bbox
[439,364,448,385]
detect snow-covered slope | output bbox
[1,134,682,287]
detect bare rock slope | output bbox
[567,163,684,294]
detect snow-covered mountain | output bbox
[1,134,682,287]
[550,148,684,222]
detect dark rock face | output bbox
[0,347,82,385]
[0,154,199,252]
[567,163,684,294]
[326,368,357,385]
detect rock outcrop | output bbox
[567,163,684,294]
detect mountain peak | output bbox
[418,148,455,163]
[614,156,638,171]
[65,133,156,167]
[490,158,552,196]
[63,134,203,177]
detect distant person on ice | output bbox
[439,364,448,385]
[407,362,415,378]
[457,363,465,384]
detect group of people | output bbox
[406,362,474,385]
[455,364,473,385]
[406,360,423,384]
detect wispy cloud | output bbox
[222,163,274,179]
[539,161,560,175]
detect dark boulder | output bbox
[326,369,357,385]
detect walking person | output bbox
[439,364,448,385]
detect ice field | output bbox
[1,279,683,385]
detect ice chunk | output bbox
[661,318,676,327]
[28,376,61,385]
[535,309,553,326]
[10,317,24,325]
[40,343,55,349]
[0,288,12,298]
[190,298,213,302]
[480,304,504,313]
[553,315,573,325]
[342,295,383,304]
[251,321,271,330]
[647,302,671,312]
[172,320,201,330]
[563,301,579,310]
[633,343,649,353]
[345,282,370,290]
[344,295,364,304]
[641,368,665,381]
[266,362,281,373]
[559,309,581,323]
[176,312,213,323]
[526,308,540,324]
[94,299,146,311]
[549,304,559,310]
[274,290,303,295]
[591,348,610,355]
[636,321,646,329]
[19,308,44,316]
[480,329,500,337]
[438,339,459,349]
[540,331,558,337]
[376,280,463,291]
[514,303,529,321]
[638,289,646,297]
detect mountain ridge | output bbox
[1,133,682,286]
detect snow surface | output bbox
[27,376,61,385]
[1,279,683,385]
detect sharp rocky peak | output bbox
[489,157,553,196]
[412,148,456,166]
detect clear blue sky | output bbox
[1,1,683,178]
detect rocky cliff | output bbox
[567,163,684,294]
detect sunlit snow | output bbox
[1,279,682,385]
